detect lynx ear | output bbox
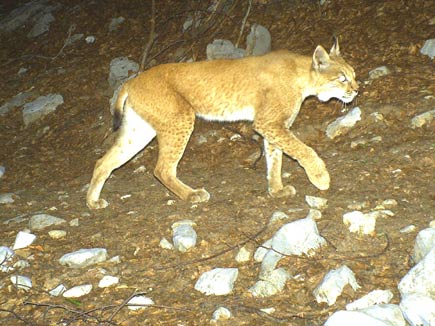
[330,36,340,56]
[312,45,330,71]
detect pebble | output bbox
[10,275,32,291]
[420,39,435,59]
[172,220,197,253]
[29,214,66,231]
[305,195,328,211]
[368,66,391,81]
[127,295,154,310]
[326,107,361,139]
[249,268,291,298]
[13,231,36,250]
[63,284,92,298]
[235,246,251,263]
[211,307,231,324]
[159,237,174,250]
[194,268,238,296]
[49,284,66,296]
[411,227,435,263]
[400,225,417,234]
[69,218,79,226]
[246,24,271,56]
[268,210,290,225]
[342,210,393,236]
[98,275,119,288]
[313,265,360,306]
[346,289,394,310]
[85,35,95,43]
[410,109,435,128]
[0,166,5,178]
[325,305,406,326]
[22,94,64,127]
[59,248,108,268]
[48,230,66,239]
[0,193,15,204]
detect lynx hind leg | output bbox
[264,139,296,198]
[154,112,210,203]
[87,108,156,209]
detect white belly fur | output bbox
[196,105,255,122]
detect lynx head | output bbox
[311,38,358,104]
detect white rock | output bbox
[0,166,4,178]
[313,265,360,306]
[29,214,66,231]
[368,66,391,80]
[420,39,435,59]
[63,284,92,298]
[48,230,66,239]
[430,220,435,229]
[98,275,119,288]
[206,39,245,60]
[0,91,34,116]
[211,307,231,323]
[0,193,15,204]
[246,24,271,56]
[411,109,435,129]
[108,57,139,89]
[13,260,30,269]
[194,268,238,296]
[268,211,290,225]
[59,248,108,268]
[0,246,15,272]
[400,293,435,326]
[69,218,79,227]
[400,225,416,233]
[49,284,66,296]
[85,35,95,43]
[28,12,54,37]
[172,220,197,252]
[13,231,36,250]
[22,94,64,126]
[257,210,326,275]
[159,237,174,250]
[325,304,406,326]
[326,107,361,139]
[249,268,291,298]
[253,238,271,262]
[10,275,32,291]
[109,16,125,32]
[346,289,394,310]
[305,195,328,211]
[343,210,376,235]
[412,227,435,263]
[399,247,435,299]
[235,246,251,263]
[127,295,154,310]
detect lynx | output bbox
[87,39,358,209]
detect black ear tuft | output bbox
[313,45,330,70]
[330,35,340,56]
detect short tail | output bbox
[113,87,129,131]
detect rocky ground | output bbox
[0,0,434,325]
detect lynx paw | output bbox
[87,199,109,210]
[188,189,210,203]
[269,185,297,198]
[308,170,330,190]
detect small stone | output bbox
[48,230,66,239]
[108,57,139,90]
[98,275,119,288]
[159,237,174,250]
[313,265,360,306]
[368,66,391,80]
[235,246,251,263]
[0,246,15,272]
[127,295,154,310]
[22,94,64,126]
[172,220,197,252]
[13,260,30,269]
[69,218,79,226]
[246,24,271,56]
[85,35,95,44]
[410,109,435,129]
[63,284,92,298]
[29,214,66,231]
[108,255,121,264]
[194,268,238,296]
[326,107,361,139]
[268,211,289,224]
[259,307,275,314]
[430,220,435,229]
[10,275,32,291]
[206,39,245,60]
[0,166,5,178]
[249,268,291,298]
[346,289,394,310]
[420,39,435,59]
[0,193,15,204]
[343,211,376,236]
[13,231,36,250]
[59,248,107,268]
[412,227,435,263]
[400,225,417,234]
[211,307,232,323]
[109,17,125,32]
[49,284,66,296]
[305,195,328,211]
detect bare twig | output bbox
[140,0,157,71]
[235,0,252,48]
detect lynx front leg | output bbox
[154,117,210,203]
[256,123,330,191]
[264,139,296,198]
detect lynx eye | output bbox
[338,74,347,82]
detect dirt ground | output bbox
[1,0,434,325]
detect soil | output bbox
[0,0,434,325]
